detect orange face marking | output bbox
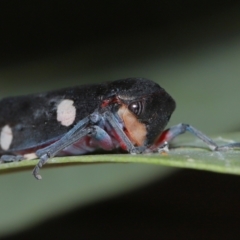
[117,104,147,146]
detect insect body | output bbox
[0,78,239,179]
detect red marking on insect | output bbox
[101,96,120,108]
[150,129,171,150]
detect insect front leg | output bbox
[215,142,240,150]
[162,123,218,150]
[102,110,146,154]
[154,123,240,151]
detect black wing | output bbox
[0,83,108,152]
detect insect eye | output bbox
[128,102,144,116]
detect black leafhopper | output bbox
[0,78,239,179]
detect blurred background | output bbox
[1,0,240,239]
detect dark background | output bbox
[1,1,240,239]
[1,0,240,67]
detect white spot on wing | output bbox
[0,125,13,150]
[57,99,76,126]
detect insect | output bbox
[0,78,239,179]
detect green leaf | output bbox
[1,132,240,175]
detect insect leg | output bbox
[33,128,90,180]
[103,110,146,154]
[158,123,240,151]
[0,155,24,163]
[216,142,240,150]
[33,111,116,179]
[33,116,90,179]
[156,123,219,150]
[89,125,114,151]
